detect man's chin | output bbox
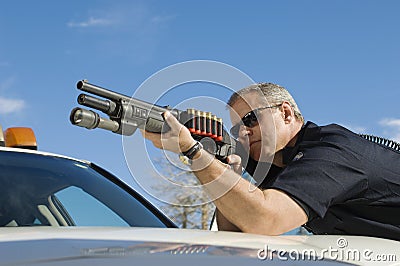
[248,148,259,160]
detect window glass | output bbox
[0,151,170,228]
[55,186,129,226]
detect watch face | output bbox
[184,141,202,160]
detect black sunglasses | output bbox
[229,104,282,139]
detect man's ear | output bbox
[281,101,294,123]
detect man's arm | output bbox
[143,112,307,235]
[216,208,241,232]
[189,148,307,235]
[214,154,245,232]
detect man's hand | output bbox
[142,111,196,154]
[226,154,242,174]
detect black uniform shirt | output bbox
[260,121,400,241]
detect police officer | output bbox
[143,82,400,241]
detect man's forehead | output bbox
[229,91,270,122]
[232,91,270,109]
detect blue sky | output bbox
[1,1,400,205]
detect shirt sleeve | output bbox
[270,144,368,219]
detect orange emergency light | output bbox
[3,127,37,150]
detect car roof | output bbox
[0,146,91,165]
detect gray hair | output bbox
[227,82,304,123]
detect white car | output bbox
[0,128,399,265]
[1,226,399,265]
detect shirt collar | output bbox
[282,121,319,165]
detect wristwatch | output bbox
[182,141,203,160]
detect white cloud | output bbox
[67,4,175,31]
[65,4,176,61]
[67,17,116,28]
[0,97,25,114]
[0,77,26,115]
[380,118,400,127]
[379,118,400,142]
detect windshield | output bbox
[0,150,173,228]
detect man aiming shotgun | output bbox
[143,82,400,240]
[71,80,400,240]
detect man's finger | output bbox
[140,129,163,149]
[163,111,183,131]
[227,154,243,174]
[141,129,157,140]
[227,154,241,165]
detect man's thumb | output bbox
[162,111,181,130]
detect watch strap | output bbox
[182,141,203,160]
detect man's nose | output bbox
[238,125,252,139]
